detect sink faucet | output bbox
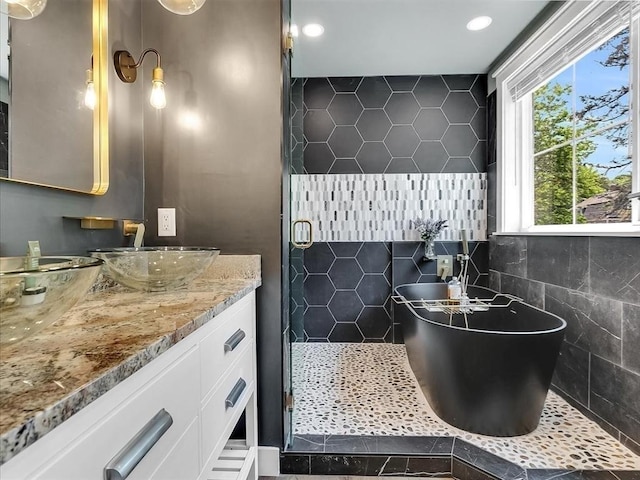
[123,221,145,248]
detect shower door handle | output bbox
[291,219,313,249]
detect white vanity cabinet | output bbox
[0,291,258,480]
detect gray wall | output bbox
[140,0,283,447]
[0,0,144,256]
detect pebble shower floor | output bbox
[291,343,640,470]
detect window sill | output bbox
[493,229,640,238]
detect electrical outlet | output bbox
[158,208,176,237]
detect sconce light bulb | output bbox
[84,82,96,110]
[83,68,96,110]
[150,80,167,109]
[5,0,47,19]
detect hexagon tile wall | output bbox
[295,241,488,343]
[297,75,487,175]
[289,74,490,344]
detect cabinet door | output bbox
[31,348,199,480]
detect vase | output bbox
[423,238,436,260]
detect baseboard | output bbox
[257,446,280,476]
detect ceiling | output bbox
[291,0,550,78]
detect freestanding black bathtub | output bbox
[394,283,566,437]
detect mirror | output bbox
[0,0,108,194]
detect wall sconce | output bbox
[158,0,206,15]
[4,0,46,19]
[114,48,166,109]
[84,56,96,110]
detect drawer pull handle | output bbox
[225,378,247,409]
[103,409,173,480]
[224,329,246,352]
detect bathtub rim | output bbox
[394,283,567,336]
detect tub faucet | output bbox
[439,263,450,282]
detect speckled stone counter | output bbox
[0,255,261,464]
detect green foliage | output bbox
[611,173,631,189]
[533,83,606,225]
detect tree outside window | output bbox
[531,29,631,225]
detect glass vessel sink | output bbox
[0,256,104,346]
[89,247,220,292]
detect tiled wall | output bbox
[489,236,640,453]
[486,91,640,452]
[297,240,488,343]
[293,74,490,345]
[299,75,487,175]
[291,173,486,242]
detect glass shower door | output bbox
[284,44,308,450]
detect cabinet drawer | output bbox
[200,295,255,400]
[200,344,254,468]
[34,347,200,480]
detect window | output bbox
[493,1,640,234]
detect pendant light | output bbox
[157,0,206,15]
[4,0,47,19]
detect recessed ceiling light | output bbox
[302,23,324,37]
[466,16,492,31]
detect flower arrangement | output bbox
[413,218,447,241]
[413,218,447,260]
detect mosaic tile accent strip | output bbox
[291,173,486,242]
[291,343,640,470]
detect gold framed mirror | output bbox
[0,0,109,194]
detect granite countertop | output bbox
[0,255,261,465]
